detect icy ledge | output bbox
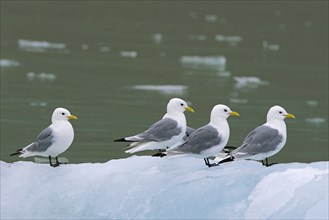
[1,157,328,219]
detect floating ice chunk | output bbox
[262,41,280,51]
[234,76,269,89]
[1,159,328,219]
[132,85,187,96]
[184,69,230,78]
[217,71,231,77]
[29,101,48,107]
[81,44,89,50]
[152,33,163,44]
[18,39,67,53]
[205,14,218,23]
[229,97,248,104]
[181,55,226,66]
[100,46,110,52]
[305,117,326,125]
[181,55,226,71]
[215,34,243,46]
[0,59,20,67]
[306,100,318,107]
[38,72,56,81]
[26,72,36,80]
[120,51,138,58]
[229,91,248,104]
[26,72,57,82]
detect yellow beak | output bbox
[67,115,78,120]
[230,111,240,117]
[185,107,195,113]
[285,113,295,119]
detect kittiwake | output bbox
[167,104,239,167]
[114,98,194,154]
[10,107,77,167]
[216,105,295,166]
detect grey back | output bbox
[137,118,181,142]
[176,125,221,154]
[234,125,283,155]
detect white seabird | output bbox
[10,107,77,167]
[114,98,194,154]
[167,104,239,167]
[216,105,295,166]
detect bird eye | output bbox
[62,112,65,115]
[224,109,228,112]
[180,103,184,106]
[279,111,282,114]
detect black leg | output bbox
[204,158,209,166]
[49,156,59,167]
[261,158,277,167]
[204,158,219,168]
[52,157,60,167]
[48,156,62,167]
[48,156,53,166]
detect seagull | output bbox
[216,105,295,166]
[10,107,77,167]
[167,104,239,167]
[114,98,194,154]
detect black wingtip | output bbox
[152,152,167,157]
[113,138,127,142]
[10,149,22,156]
[217,156,235,165]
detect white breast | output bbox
[46,121,74,157]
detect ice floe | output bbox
[1,158,328,219]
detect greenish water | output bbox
[1,1,328,164]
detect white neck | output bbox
[209,118,229,135]
[52,120,70,125]
[265,119,287,136]
[163,111,186,126]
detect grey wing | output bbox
[137,118,181,142]
[176,125,221,154]
[26,127,54,152]
[233,125,283,156]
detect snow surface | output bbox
[1,157,328,219]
